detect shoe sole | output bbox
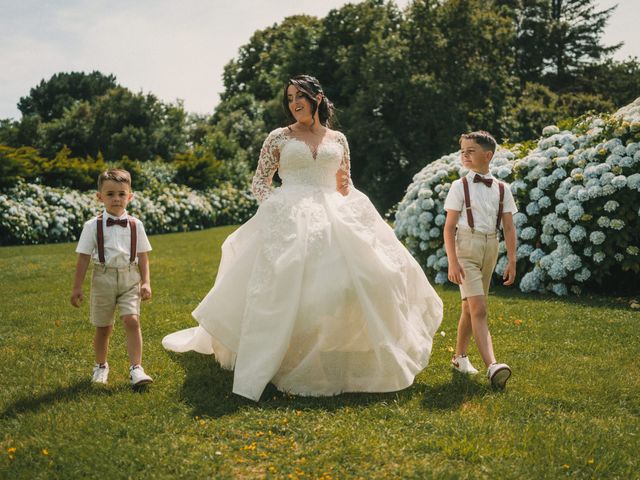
[490,367,511,389]
[452,366,479,375]
[131,379,153,386]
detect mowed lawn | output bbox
[0,226,638,479]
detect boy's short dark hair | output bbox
[97,169,132,190]
[459,131,497,153]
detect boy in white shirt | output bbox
[71,169,153,386]
[443,131,517,389]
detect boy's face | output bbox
[96,180,133,217]
[460,138,493,174]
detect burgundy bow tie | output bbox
[473,174,493,188]
[106,217,128,228]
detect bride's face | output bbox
[287,85,318,123]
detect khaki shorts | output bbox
[455,228,499,300]
[90,265,141,327]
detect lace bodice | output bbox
[251,127,352,203]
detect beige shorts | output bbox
[455,228,499,300]
[90,265,141,327]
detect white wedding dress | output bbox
[162,127,443,401]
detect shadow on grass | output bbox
[488,284,636,310]
[420,372,491,411]
[170,352,494,419]
[1,379,132,419]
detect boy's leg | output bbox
[466,294,496,368]
[455,300,473,356]
[122,314,142,366]
[94,325,113,364]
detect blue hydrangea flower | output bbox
[611,175,627,189]
[520,226,537,240]
[569,225,587,242]
[538,196,552,208]
[568,205,585,222]
[552,283,568,296]
[520,268,544,292]
[529,188,543,201]
[627,173,640,190]
[517,244,534,260]
[526,202,541,216]
[513,212,528,227]
[435,271,448,284]
[529,248,545,263]
[548,262,567,280]
[574,267,591,283]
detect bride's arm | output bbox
[336,133,351,196]
[251,131,282,203]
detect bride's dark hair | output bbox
[282,75,335,127]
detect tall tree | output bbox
[497,0,620,87]
[17,71,118,122]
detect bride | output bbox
[162,75,443,401]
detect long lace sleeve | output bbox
[336,132,352,196]
[251,130,282,203]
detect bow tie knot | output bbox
[106,217,128,228]
[473,174,493,188]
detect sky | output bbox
[1,0,638,121]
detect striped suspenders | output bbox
[96,214,137,264]
[461,176,505,232]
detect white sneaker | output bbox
[451,355,479,375]
[487,363,511,389]
[129,365,153,386]
[92,363,109,384]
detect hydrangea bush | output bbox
[395,97,640,295]
[0,181,257,246]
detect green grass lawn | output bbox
[1,226,638,479]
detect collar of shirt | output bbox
[466,170,494,181]
[103,210,129,222]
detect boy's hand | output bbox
[140,283,152,301]
[503,260,516,286]
[448,261,465,285]
[70,288,84,307]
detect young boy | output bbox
[70,169,153,386]
[443,131,517,389]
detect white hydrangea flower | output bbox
[590,231,606,245]
[603,200,619,212]
[593,251,606,263]
[614,253,624,262]
[542,125,560,136]
[610,219,625,230]
[626,246,639,256]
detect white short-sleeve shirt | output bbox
[444,171,518,234]
[76,210,152,267]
